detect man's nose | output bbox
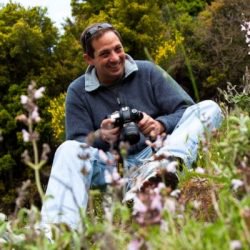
[109,51,119,62]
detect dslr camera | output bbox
[109,106,143,145]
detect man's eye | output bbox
[115,47,122,52]
[101,52,109,57]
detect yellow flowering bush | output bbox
[154,31,184,65]
[47,92,66,143]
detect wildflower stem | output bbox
[29,116,45,201]
[35,168,44,201]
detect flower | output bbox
[166,161,178,173]
[20,95,28,104]
[195,167,206,174]
[127,238,144,250]
[170,189,181,198]
[230,240,242,250]
[193,200,201,210]
[22,129,30,142]
[150,193,162,211]
[231,179,244,191]
[31,107,41,122]
[34,87,45,99]
[241,19,250,55]
[133,197,148,214]
[0,213,6,222]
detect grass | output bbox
[0,83,249,250]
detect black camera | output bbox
[109,106,143,145]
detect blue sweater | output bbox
[66,55,194,155]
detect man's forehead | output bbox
[94,42,122,56]
[92,31,121,49]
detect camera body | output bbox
[109,106,143,145]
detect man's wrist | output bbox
[157,120,166,134]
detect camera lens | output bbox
[122,122,140,144]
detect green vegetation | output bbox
[0,0,249,249]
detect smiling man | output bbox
[41,22,222,230]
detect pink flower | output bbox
[133,197,147,214]
[150,193,162,211]
[127,238,143,250]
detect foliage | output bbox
[0,0,249,248]
[188,0,250,97]
[47,92,66,143]
[0,2,58,216]
[0,101,249,249]
[0,154,16,173]
[70,0,169,59]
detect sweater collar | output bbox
[85,54,138,92]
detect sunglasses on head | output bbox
[84,23,113,43]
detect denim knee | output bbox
[198,100,223,128]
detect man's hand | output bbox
[100,118,120,144]
[138,113,165,139]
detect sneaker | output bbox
[123,156,181,202]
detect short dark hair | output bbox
[80,22,122,58]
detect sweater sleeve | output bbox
[150,64,195,133]
[65,79,110,151]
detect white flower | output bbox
[193,200,201,209]
[0,213,6,222]
[22,129,30,142]
[34,87,45,99]
[231,179,244,191]
[166,161,177,173]
[195,167,205,174]
[31,107,41,122]
[20,95,28,104]
[170,189,181,198]
[241,24,246,31]
[230,240,242,250]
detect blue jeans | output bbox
[41,100,223,229]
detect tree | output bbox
[0,2,59,212]
[183,0,250,98]
[70,0,169,59]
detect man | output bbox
[41,22,222,230]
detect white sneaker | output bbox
[123,158,180,202]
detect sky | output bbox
[1,0,72,30]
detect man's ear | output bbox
[83,53,94,65]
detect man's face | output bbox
[85,31,126,84]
